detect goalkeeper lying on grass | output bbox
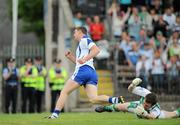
[95,78,180,119]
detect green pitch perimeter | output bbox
[0,112,179,125]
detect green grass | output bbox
[0,112,180,125]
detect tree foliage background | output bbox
[8,0,45,44]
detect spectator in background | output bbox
[127,41,141,67]
[137,28,149,47]
[166,55,180,94]
[139,43,154,62]
[172,15,180,33]
[150,0,163,14]
[119,31,132,56]
[3,58,19,113]
[163,6,176,32]
[108,0,124,17]
[153,31,167,50]
[84,17,93,34]
[73,11,83,27]
[139,5,153,31]
[111,6,131,41]
[153,16,169,37]
[151,50,165,94]
[20,58,38,113]
[136,55,151,88]
[152,31,169,64]
[34,56,47,113]
[128,6,142,41]
[150,8,159,27]
[168,33,180,57]
[90,15,105,42]
[48,59,68,112]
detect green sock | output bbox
[175,108,180,117]
[104,105,115,111]
[104,104,118,112]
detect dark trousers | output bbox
[51,90,61,112]
[21,87,35,113]
[5,85,18,113]
[35,90,44,113]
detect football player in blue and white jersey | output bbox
[48,27,124,119]
[95,78,180,119]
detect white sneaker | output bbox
[132,78,142,86]
[48,113,59,119]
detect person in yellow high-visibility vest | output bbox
[49,59,67,112]
[34,56,47,113]
[20,57,38,113]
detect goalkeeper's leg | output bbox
[95,102,130,113]
[128,78,151,97]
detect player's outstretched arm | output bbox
[134,106,156,119]
[65,50,76,64]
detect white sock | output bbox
[132,86,151,97]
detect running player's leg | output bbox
[50,79,80,118]
[85,84,124,104]
[128,78,151,97]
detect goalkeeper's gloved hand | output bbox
[134,105,148,117]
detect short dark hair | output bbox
[75,26,87,35]
[35,56,42,61]
[6,57,15,63]
[53,58,61,63]
[145,93,157,106]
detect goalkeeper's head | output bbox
[143,93,157,110]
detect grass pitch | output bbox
[0,112,180,125]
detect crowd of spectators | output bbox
[71,0,180,94]
[107,0,180,94]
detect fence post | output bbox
[0,60,2,112]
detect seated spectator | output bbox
[126,41,141,67]
[89,15,105,42]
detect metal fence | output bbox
[1,44,44,66]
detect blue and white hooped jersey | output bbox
[75,35,95,70]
